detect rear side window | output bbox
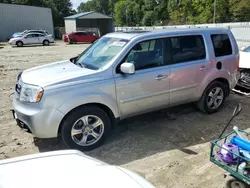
[211,34,232,57]
[79,32,87,36]
[169,35,206,64]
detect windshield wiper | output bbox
[75,62,84,68]
[72,59,98,70]
[81,63,99,70]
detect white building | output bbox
[0,3,54,41]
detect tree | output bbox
[229,0,250,22]
[154,0,170,25]
[168,0,187,25]
[215,0,230,23]
[190,0,214,24]
[114,0,127,26]
[0,0,15,3]
[50,0,74,26]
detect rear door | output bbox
[86,32,96,42]
[71,32,82,42]
[210,33,238,79]
[81,32,93,42]
[167,34,209,105]
[37,33,46,44]
[78,32,87,42]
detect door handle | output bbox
[200,65,206,71]
[155,74,168,81]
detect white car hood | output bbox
[9,37,22,41]
[0,150,152,188]
[21,60,97,87]
[239,51,250,69]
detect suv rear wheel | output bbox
[43,40,50,46]
[70,38,77,44]
[197,81,227,113]
[60,106,112,151]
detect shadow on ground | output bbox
[11,43,59,48]
[34,94,250,165]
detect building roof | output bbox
[64,11,112,20]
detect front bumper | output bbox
[12,98,64,138]
[9,41,15,45]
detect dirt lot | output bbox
[0,41,250,188]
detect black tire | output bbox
[91,38,97,43]
[43,40,50,46]
[70,38,77,44]
[16,41,23,47]
[225,175,248,188]
[196,81,227,113]
[60,106,112,151]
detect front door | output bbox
[167,34,210,105]
[114,38,170,118]
[24,34,39,44]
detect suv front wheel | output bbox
[197,81,227,113]
[60,106,112,151]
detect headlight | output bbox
[19,84,44,103]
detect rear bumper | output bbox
[12,98,64,138]
[231,71,241,89]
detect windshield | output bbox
[75,37,129,70]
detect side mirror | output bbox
[120,62,135,74]
[70,56,78,63]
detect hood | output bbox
[9,36,22,41]
[21,60,97,87]
[239,51,250,69]
[0,150,147,188]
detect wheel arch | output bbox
[16,40,23,45]
[198,75,231,99]
[58,103,117,137]
[212,77,230,97]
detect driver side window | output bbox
[124,39,164,71]
[26,34,33,38]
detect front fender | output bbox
[57,93,120,118]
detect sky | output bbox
[71,0,88,10]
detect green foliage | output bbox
[112,0,250,26]
[229,0,250,22]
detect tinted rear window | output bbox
[211,34,232,57]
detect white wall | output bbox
[115,22,250,48]
[65,20,76,34]
[0,3,54,41]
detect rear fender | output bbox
[197,70,231,97]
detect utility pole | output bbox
[126,9,128,26]
[213,0,217,24]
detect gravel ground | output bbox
[0,41,250,188]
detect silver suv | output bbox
[12,28,240,150]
